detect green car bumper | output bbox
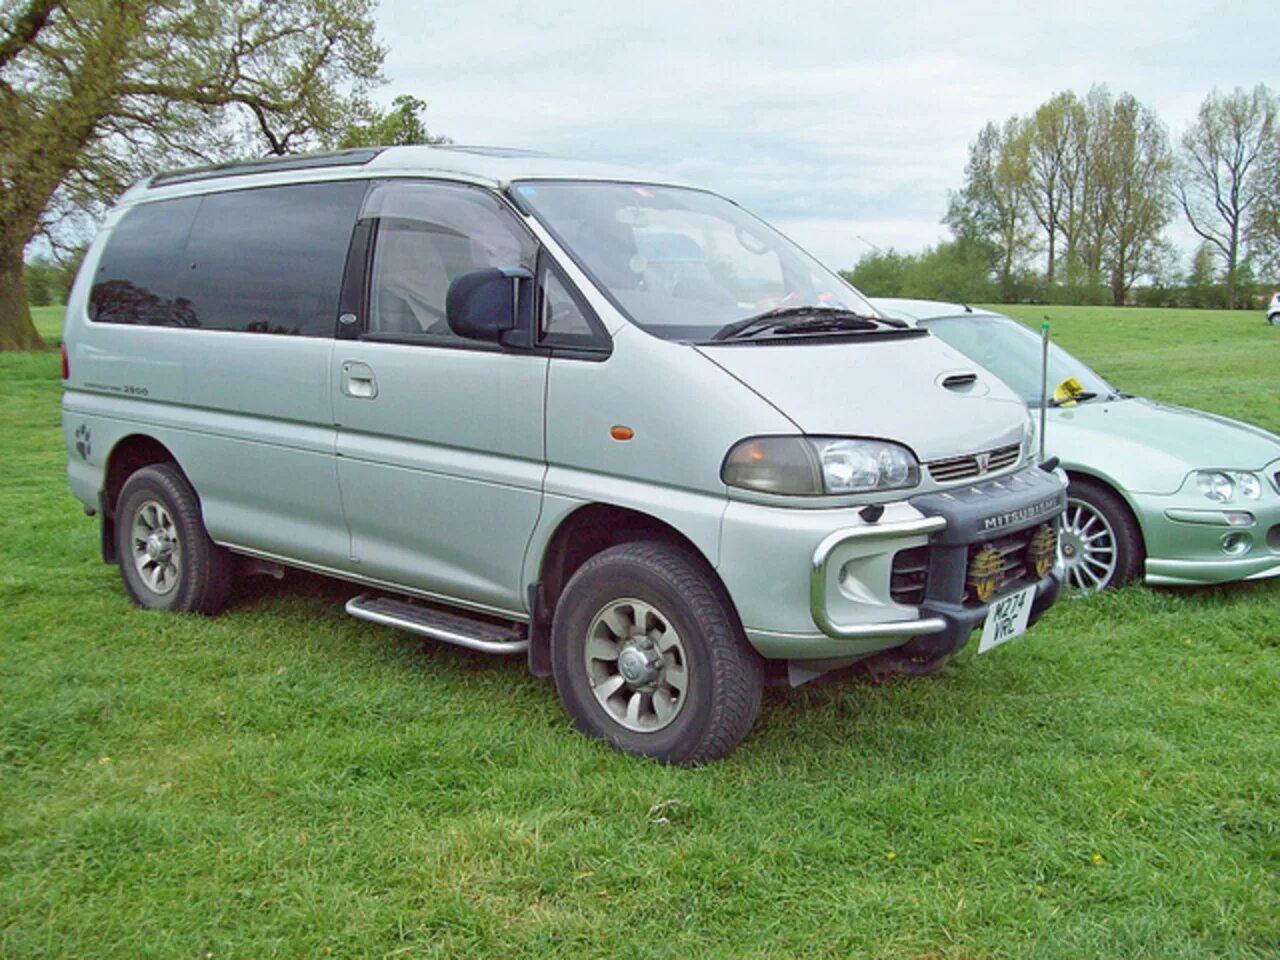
[1130,479,1280,586]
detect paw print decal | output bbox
[75,423,92,461]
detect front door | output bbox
[332,180,547,616]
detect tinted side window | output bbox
[90,198,200,326]
[365,182,536,343]
[180,181,367,336]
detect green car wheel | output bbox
[1061,478,1144,592]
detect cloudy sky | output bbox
[376,0,1278,270]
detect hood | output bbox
[695,335,1028,462]
[1048,397,1280,493]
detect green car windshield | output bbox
[920,313,1116,407]
[511,180,876,341]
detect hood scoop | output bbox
[938,370,985,396]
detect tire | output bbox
[1061,477,1144,593]
[1269,313,1280,327]
[550,541,764,765]
[115,463,233,614]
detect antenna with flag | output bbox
[1038,319,1049,463]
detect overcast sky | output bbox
[376,0,1279,270]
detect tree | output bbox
[0,0,385,350]
[338,94,449,149]
[1175,84,1279,308]
[945,118,1036,300]
[22,254,62,305]
[1095,94,1174,305]
[1246,132,1280,281]
[842,239,997,303]
[1019,92,1086,287]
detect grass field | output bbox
[2,306,1277,958]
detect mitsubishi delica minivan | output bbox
[63,146,1066,764]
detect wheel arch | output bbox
[100,434,184,563]
[525,502,736,678]
[1064,468,1149,569]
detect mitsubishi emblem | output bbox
[976,452,992,474]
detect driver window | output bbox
[365,181,535,342]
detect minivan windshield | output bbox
[920,313,1117,407]
[512,180,879,342]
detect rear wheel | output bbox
[115,464,233,614]
[551,541,763,765]
[1061,477,1143,592]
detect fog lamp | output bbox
[1025,523,1058,579]
[967,545,1003,603]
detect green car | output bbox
[872,299,1280,592]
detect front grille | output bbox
[964,527,1039,605]
[890,546,930,606]
[927,443,1021,483]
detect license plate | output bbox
[978,584,1036,653]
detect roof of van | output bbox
[138,145,686,197]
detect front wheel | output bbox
[1061,478,1144,592]
[551,542,763,765]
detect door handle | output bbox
[341,361,378,399]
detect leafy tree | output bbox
[338,94,449,148]
[842,249,912,298]
[0,0,385,350]
[1246,132,1280,281]
[1175,84,1279,308]
[1184,242,1224,308]
[1095,94,1174,304]
[945,118,1036,300]
[22,252,73,305]
[1019,92,1086,287]
[23,255,53,305]
[843,239,997,304]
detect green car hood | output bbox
[1047,397,1280,494]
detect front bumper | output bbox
[1131,484,1280,586]
[720,465,1067,662]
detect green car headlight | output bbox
[1237,473,1262,500]
[1196,471,1234,502]
[1195,471,1263,503]
[723,437,920,496]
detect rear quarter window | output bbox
[90,181,367,336]
[90,197,200,326]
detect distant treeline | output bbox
[22,254,81,307]
[841,237,1272,310]
[848,84,1279,307]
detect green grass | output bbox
[2,308,1278,958]
[29,304,65,345]
[986,304,1280,435]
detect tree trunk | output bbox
[1110,270,1126,306]
[0,240,47,350]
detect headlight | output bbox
[1022,413,1037,463]
[1196,471,1234,502]
[722,437,920,496]
[1195,470,1263,503]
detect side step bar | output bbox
[345,593,529,655]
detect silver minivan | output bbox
[63,146,1066,764]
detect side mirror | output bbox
[446,266,534,347]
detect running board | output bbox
[345,593,529,655]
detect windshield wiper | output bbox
[710,306,889,341]
[1048,390,1099,407]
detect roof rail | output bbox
[148,148,384,188]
